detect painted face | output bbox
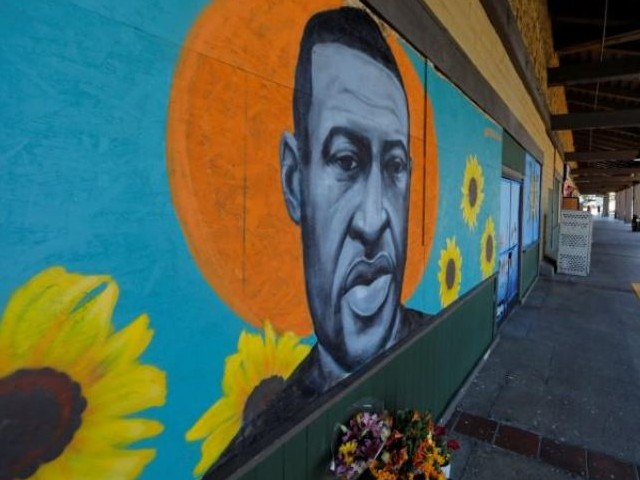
[300,43,410,371]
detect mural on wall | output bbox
[0,0,501,478]
[523,154,542,247]
[0,268,166,480]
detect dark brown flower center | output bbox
[445,258,456,290]
[485,235,494,263]
[242,375,285,424]
[0,368,86,480]
[468,178,478,207]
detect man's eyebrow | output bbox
[382,139,409,159]
[321,126,370,159]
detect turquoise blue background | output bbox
[0,1,240,478]
[405,58,503,314]
[1,3,500,478]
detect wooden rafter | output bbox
[567,86,640,104]
[557,28,640,55]
[565,150,639,162]
[548,59,640,86]
[552,109,640,130]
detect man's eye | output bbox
[333,153,359,172]
[386,156,407,175]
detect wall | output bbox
[0,1,504,480]
[422,0,564,266]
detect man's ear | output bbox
[280,132,302,225]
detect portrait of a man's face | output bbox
[280,7,412,374]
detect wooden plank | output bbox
[253,446,283,480]
[568,86,640,104]
[363,0,544,161]
[548,59,640,86]
[565,150,639,162]
[572,166,640,175]
[551,109,640,130]
[305,416,331,479]
[558,28,640,55]
[283,429,307,480]
[478,0,565,160]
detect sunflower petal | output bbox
[73,417,164,451]
[88,365,166,417]
[0,267,110,365]
[236,330,264,386]
[194,418,241,476]
[43,279,118,367]
[63,448,156,480]
[221,352,245,396]
[186,397,237,441]
[100,314,154,370]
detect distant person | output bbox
[597,205,601,215]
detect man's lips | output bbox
[342,253,394,317]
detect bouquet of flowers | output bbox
[330,410,392,480]
[368,410,460,480]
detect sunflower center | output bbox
[445,259,456,290]
[242,375,286,424]
[468,178,478,207]
[0,368,86,480]
[485,235,494,262]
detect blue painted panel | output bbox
[523,154,541,247]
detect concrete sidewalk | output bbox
[448,217,640,480]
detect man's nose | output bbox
[349,166,389,247]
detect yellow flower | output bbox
[460,155,485,229]
[186,322,310,476]
[438,237,462,308]
[0,267,166,480]
[339,440,358,465]
[480,217,497,279]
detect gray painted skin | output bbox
[206,11,434,478]
[280,43,412,385]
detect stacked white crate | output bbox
[557,210,593,276]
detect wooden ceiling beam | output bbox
[572,132,640,149]
[552,16,630,27]
[572,166,640,175]
[551,109,640,130]
[565,149,639,162]
[557,28,640,55]
[567,86,640,104]
[549,59,640,86]
[602,48,640,57]
[575,178,635,183]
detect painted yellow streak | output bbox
[632,283,640,299]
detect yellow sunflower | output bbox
[480,217,497,279]
[437,237,463,308]
[186,322,310,476]
[0,266,166,480]
[460,155,485,229]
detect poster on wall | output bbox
[496,178,520,321]
[0,1,502,479]
[523,153,541,247]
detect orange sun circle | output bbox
[167,0,438,336]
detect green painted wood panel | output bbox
[520,242,539,297]
[283,429,307,480]
[502,131,525,175]
[235,278,496,480]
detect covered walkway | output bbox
[449,217,640,479]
